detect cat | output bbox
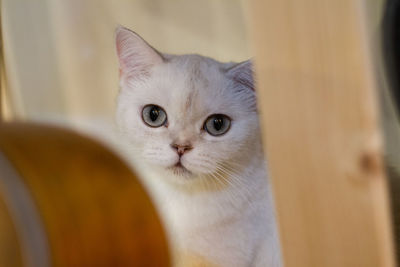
[115,25,282,267]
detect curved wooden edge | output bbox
[0,122,171,267]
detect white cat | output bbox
[115,26,281,267]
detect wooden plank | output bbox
[247,1,396,266]
[0,0,13,121]
[0,0,4,120]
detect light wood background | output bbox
[248,0,396,266]
[1,0,250,120]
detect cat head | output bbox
[115,26,260,184]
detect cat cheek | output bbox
[144,153,176,168]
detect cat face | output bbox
[115,26,259,182]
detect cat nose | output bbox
[171,143,193,156]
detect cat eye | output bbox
[142,104,167,127]
[203,114,231,136]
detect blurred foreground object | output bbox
[0,122,170,267]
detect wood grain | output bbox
[248,1,396,266]
[0,122,170,266]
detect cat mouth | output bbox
[168,162,192,176]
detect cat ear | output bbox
[226,60,254,91]
[115,25,163,80]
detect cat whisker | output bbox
[215,163,253,198]
[207,172,237,207]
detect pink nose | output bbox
[171,143,193,156]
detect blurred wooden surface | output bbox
[248,1,396,266]
[0,196,22,267]
[2,0,250,120]
[0,122,170,266]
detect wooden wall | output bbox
[248,0,396,266]
[2,0,249,120]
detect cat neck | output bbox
[142,145,276,253]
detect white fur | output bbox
[115,26,281,267]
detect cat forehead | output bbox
[150,56,231,113]
[155,55,227,94]
[166,55,223,82]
